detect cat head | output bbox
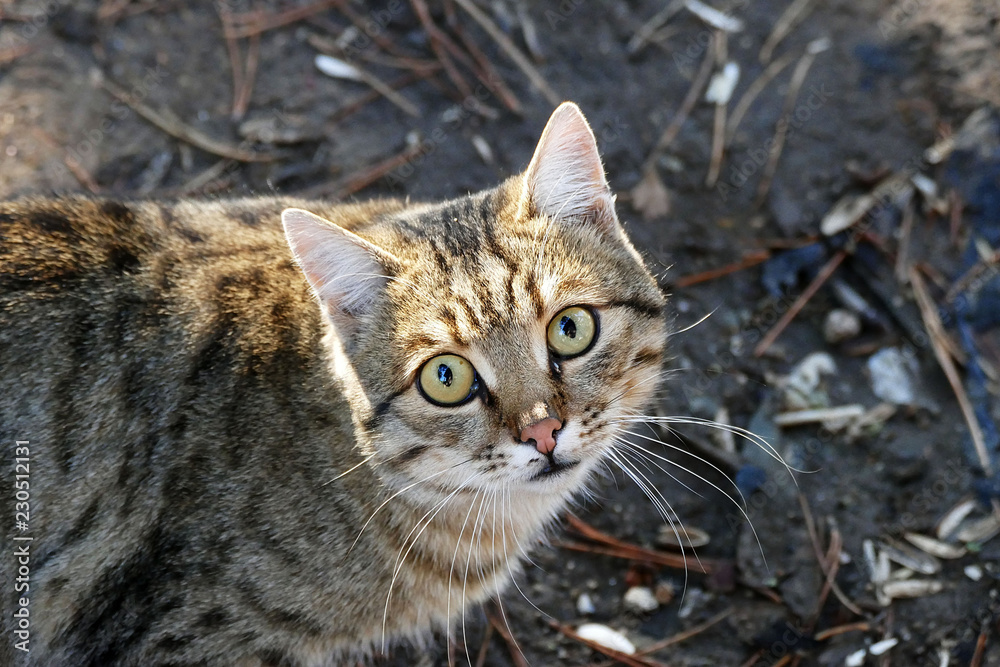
[283,103,666,504]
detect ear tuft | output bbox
[522,102,617,227]
[282,208,398,321]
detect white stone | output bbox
[575,624,636,655]
[623,586,659,613]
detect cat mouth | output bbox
[530,458,580,481]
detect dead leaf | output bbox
[630,169,671,220]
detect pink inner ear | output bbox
[524,103,613,222]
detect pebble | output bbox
[823,308,861,343]
[575,624,636,655]
[623,586,659,613]
[576,592,596,615]
[965,564,984,581]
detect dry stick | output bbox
[28,127,101,193]
[217,6,247,119]
[641,32,718,175]
[945,249,1000,302]
[759,0,815,63]
[754,44,823,206]
[451,0,561,106]
[813,622,872,642]
[706,33,728,187]
[674,250,771,287]
[638,606,734,656]
[726,51,797,143]
[328,71,434,125]
[753,249,847,357]
[894,196,916,285]
[233,31,260,120]
[442,0,522,113]
[800,498,865,618]
[473,621,494,667]
[557,540,714,572]
[408,0,516,114]
[562,514,718,572]
[98,78,281,163]
[227,0,340,38]
[485,604,528,667]
[549,621,669,667]
[910,268,995,480]
[302,142,424,199]
[739,650,767,667]
[970,624,989,667]
[97,0,132,21]
[410,0,475,100]
[627,0,686,54]
[316,50,421,117]
[175,159,232,196]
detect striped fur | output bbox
[0,103,666,665]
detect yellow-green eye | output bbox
[418,354,479,406]
[547,306,597,358]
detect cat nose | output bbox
[520,417,562,455]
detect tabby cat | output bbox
[1,103,666,665]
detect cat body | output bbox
[1,104,666,665]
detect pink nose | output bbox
[520,417,562,455]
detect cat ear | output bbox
[282,208,399,322]
[522,102,618,230]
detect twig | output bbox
[98,77,281,162]
[233,31,260,120]
[442,0,522,113]
[638,606,734,655]
[753,249,846,357]
[726,51,797,142]
[755,40,827,206]
[301,142,424,199]
[328,72,433,125]
[562,514,719,573]
[674,250,771,287]
[971,624,988,667]
[627,0,685,54]
[473,622,494,667]
[174,159,233,196]
[799,498,864,618]
[910,268,994,478]
[485,603,528,667]
[894,195,916,285]
[945,249,1000,302]
[759,0,815,63]
[549,620,670,667]
[706,33,728,187]
[641,31,718,174]
[28,127,101,193]
[451,0,561,105]
[410,0,476,101]
[226,0,340,38]
[813,622,872,641]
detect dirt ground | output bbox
[2,0,1000,665]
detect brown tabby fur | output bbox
[0,104,666,666]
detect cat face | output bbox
[284,103,665,504]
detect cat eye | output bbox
[547,306,597,358]
[418,354,480,406]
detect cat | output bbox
[1,102,667,666]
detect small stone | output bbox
[575,624,636,655]
[823,308,861,343]
[654,581,675,604]
[623,586,659,613]
[965,564,984,581]
[576,592,596,615]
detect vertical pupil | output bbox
[437,364,453,386]
[560,316,577,339]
